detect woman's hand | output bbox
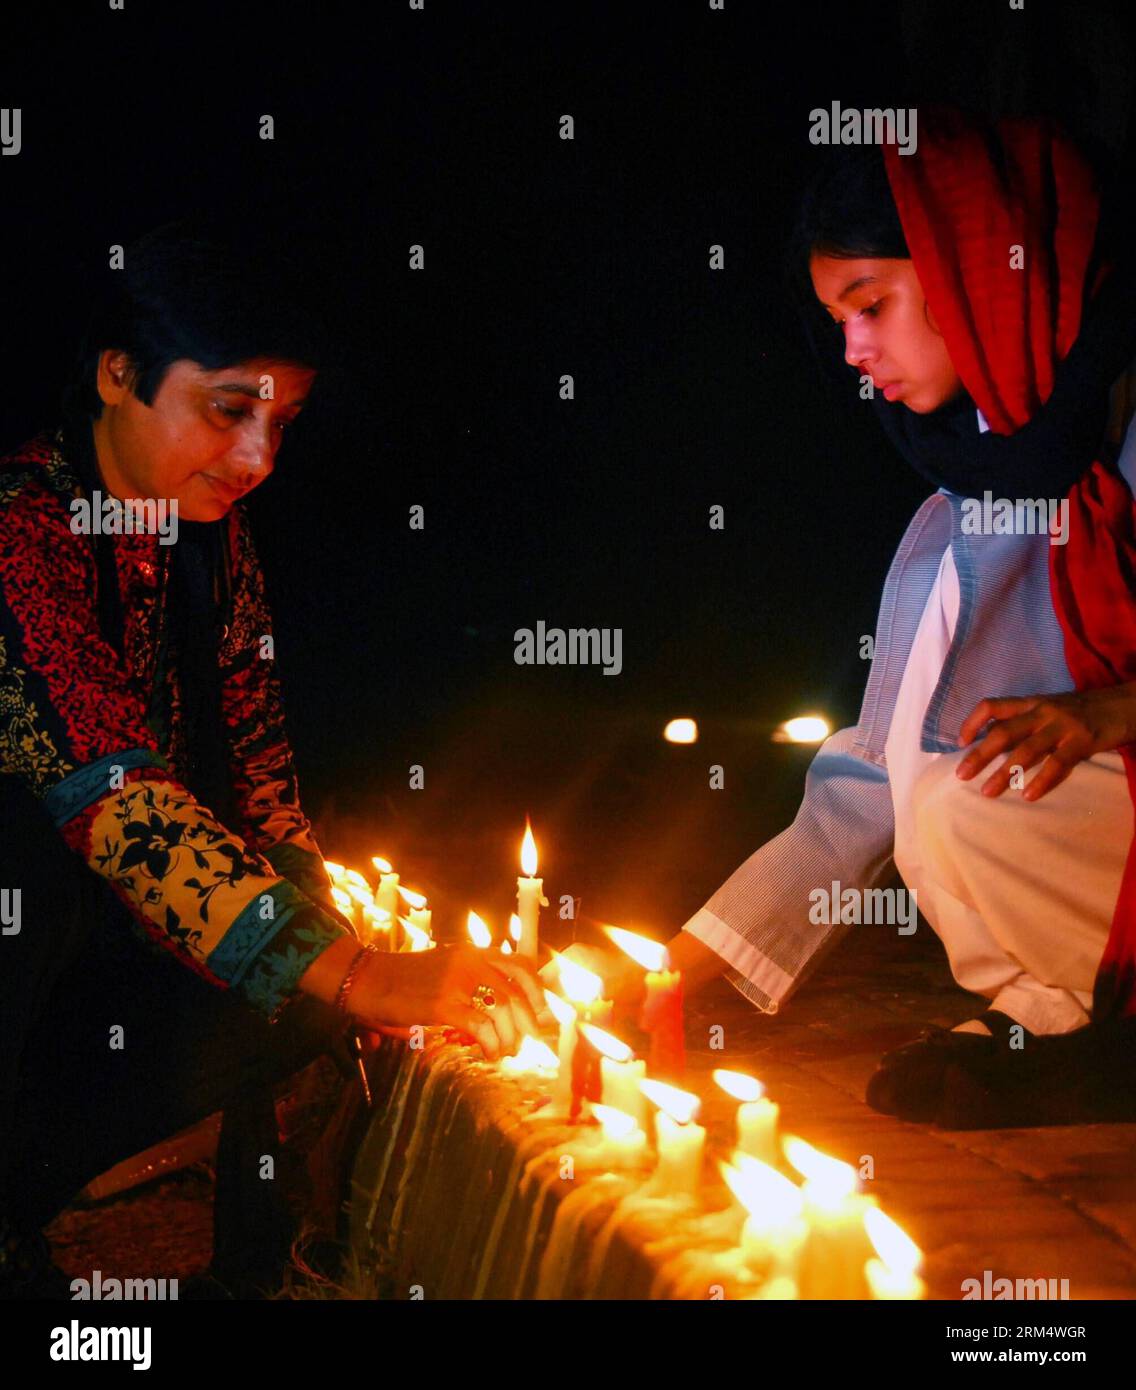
[347,944,546,1061]
[956,684,1136,800]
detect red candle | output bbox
[640,968,685,1078]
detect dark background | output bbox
[3,1,1134,940]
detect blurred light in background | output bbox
[772,715,830,745]
[663,717,699,744]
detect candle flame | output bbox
[639,1078,700,1125]
[371,856,393,874]
[864,1207,922,1273]
[400,919,431,952]
[331,886,353,914]
[578,1022,634,1062]
[500,939,513,955]
[466,910,493,949]
[366,905,391,926]
[397,885,427,908]
[591,1103,639,1139]
[543,990,575,1026]
[663,717,698,744]
[552,950,602,1005]
[508,913,522,942]
[346,883,373,906]
[603,924,669,973]
[713,1069,765,1103]
[520,819,538,877]
[719,1155,804,1221]
[323,861,347,882]
[344,869,370,890]
[783,1137,858,1204]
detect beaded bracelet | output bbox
[335,942,381,1015]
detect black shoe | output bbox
[0,1216,73,1300]
[937,1018,1136,1130]
[865,1011,1023,1121]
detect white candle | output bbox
[785,1138,877,1299]
[545,990,577,1112]
[601,1056,648,1130]
[865,1257,924,1300]
[713,1070,779,1165]
[376,872,400,950]
[408,906,432,939]
[516,821,546,959]
[864,1207,925,1299]
[590,1104,649,1171]
[721,1158,809,1282]
[737,1098,780,1165]
[653,1112,705,1200]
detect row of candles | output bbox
[324,820,546,956]
[322,823,924,1300]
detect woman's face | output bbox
[809,253,963,414]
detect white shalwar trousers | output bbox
[886,545,1132,1036]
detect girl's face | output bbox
[809,254,963,414]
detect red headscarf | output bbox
[883,110,1136,1020]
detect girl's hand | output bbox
[956,685,1136,801]
[346,944,545,1061]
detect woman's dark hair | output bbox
[59,216,331,423]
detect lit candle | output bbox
[544,989,578,1113]
[331,885,357,932]
[554,953,607,1121]
[785,1138,877,1300]
[864,1208,925,1300]
[720,1156,808,1284]
[398,916,434,952]
[508,913,522,948]
[373,858,401,953]
[467,910,493,949]
[590,1104,648,1171]
[364,904,393,949]
[713,1070,779,1165]
[641,1079,705,1200]
[578,1023,648,1130]
[516,820,547,959]
[397,886,431,949]
[605,925,685,1078]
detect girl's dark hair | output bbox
[59,216,331,423]
[793,144,909,265]
[786,146,909,385]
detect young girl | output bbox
[588,110,1136,1129]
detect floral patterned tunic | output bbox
[0,427,354,1020]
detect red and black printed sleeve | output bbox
[0,479,352,1019]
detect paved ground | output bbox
[46,913,1136,1299]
